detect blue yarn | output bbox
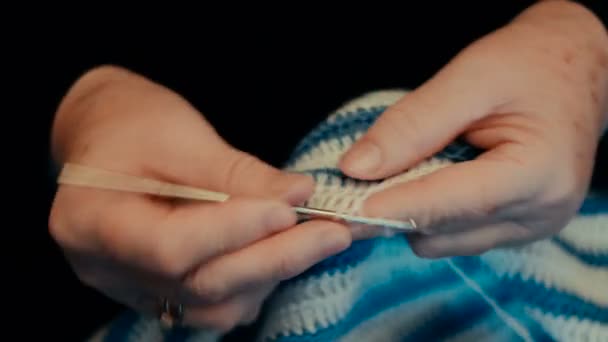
[579,196,608,215]
[286,105,483,170]
[166,327,197,342]
[289,238,382,282]
[285,107,385,167]
[448,254,608,323]
[268,257,465,341]
[94,93,608,342]
[493,275,608,323]
[262,103,608,342]
[448,257,558,342]
[552,237,608,267]
[402,291,503,341]
[102,310,140,341]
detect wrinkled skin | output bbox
[49,66,352,331]
[340,1,608,258]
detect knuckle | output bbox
[156,254,187,279]
[191,276,227,303]
[381,104,424,144]
[411,241,443,259]
[466,244,492,256]
[48,202,66,244]
[474,182,500,218]
[405,179,445,231]
[75,268,100,289]
[543,177,578,208]
[209,229,229,258]
[222,151,260,192]
[274,255,300,281]
[196,307,242,332]
[153,241,189,278]
[48,189,90,248]
[95,215,130,260]
[242,306,262,325]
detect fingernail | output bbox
[349,223,387,240]
[323,228,351,256]
[267,205,297,230]
[341,140,381,175]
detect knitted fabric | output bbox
[91,90,608,342]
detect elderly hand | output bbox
[339,1,608,258]
[49,66,351,331]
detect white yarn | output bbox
[481,242,608,305]
[557,215,608,253]
[527,308,608,342]
[339,287,462,342]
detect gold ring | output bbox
[159,297,184,328]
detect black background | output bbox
[8,2,607,340]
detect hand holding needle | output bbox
[57,163,417,232]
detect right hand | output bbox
[48,66,352,332]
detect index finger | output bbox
[360,149,532,234]
[96,194,298,279]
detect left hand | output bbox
[339,0,608,258]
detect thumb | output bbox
[209,146,315,205]
[362,153,526,233]
[339,62,498,180]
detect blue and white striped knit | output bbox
[92,90,608,342]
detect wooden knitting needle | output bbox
[57,163,417,231]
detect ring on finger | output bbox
[158,297,184,328]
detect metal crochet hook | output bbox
[293,207,416,231]
[57,163,417,232]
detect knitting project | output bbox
[91,90,608,342]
